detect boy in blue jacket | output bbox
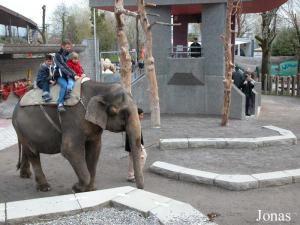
[36,54,55,102]
[54,39,76,112]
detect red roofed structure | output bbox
[90,0,287,118]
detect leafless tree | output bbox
[221,0,241,126]
[281,0,300,73]
[255,8,279,90]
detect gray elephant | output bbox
[12,81,144,192]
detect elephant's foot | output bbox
[20,170,32,179]
[72,183,91,193]
[86,184,97,192]
[36,183,51,192]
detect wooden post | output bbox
[292,76,296,96]
[27,69,32,86]
[268,74,272,94]
[280,76,284,95]
[137,0,161,128]
[220,0,236,126]
[297,74,300,97]
[287,76,291,96]
[0,71,2,103]
[115,0,133,93]
[264,74,268,94]
[275,76,279,95]
[136,16,140,60]
[42,5,47,44]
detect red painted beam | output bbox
[96,0,288,15]
[241,0,288,13]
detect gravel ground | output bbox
[26,208,160,225]
[25,207,215,225]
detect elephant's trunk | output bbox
[126,108,144,189]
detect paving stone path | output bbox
[0,95,299,225]
[0,119,17,151]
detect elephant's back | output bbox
[13,104,62,154]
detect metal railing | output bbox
[169,45,202,58]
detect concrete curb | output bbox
[159,125,297,150]
[0,186,216,225]
[150,161,300,191]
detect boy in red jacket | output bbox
[66,52,86,80]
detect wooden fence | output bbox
[262,74,300,96]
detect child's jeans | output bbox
[57,77,74,105]
[37,80,50,96]
[128,145,147,179]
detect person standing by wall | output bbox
[190,37,201,58]
[241,72,255,116]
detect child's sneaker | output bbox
[57,104,66,112]
[42,95,52,102]
[64,90,71,100]
[126,177,135,183]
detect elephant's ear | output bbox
[85,95,107,129]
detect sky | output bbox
[0,0,88,27]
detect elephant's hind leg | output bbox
[61,136,90,193]
[24,147,51,192]
[19,147,32,179]
[85,137,101,191]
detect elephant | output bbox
[12,81,144,192]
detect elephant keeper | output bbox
[125,108,147,182]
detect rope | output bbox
[39,105,62,133]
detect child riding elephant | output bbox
[54,39,76,112]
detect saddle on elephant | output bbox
[20,77,90,107]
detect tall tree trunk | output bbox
[261,44,271,90]
[221,0,235,126]
[115,0,132,93]
[137,0,160,128]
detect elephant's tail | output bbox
[16,140,22,170]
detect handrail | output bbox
[131,72,146,87]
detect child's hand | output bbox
[74,75,80,80]
[50,80,55,85]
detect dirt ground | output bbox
[1,95,300,225]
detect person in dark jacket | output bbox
[125,108,147,182]
[232,66,244,89]
[190,37,201,58]
[241,72,255,116]
[36,54,55,102]
[54,40,76,112]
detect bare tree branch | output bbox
[149,21,181,29]
[146,12,160,17]
[145,3,157,7]
[115,5,138,17]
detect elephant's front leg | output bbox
[61,135,90,192]
[85,135,101,191]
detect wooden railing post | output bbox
[280,76,284,95]
[275,75,279,95]
[297,74,300,97]
[264,74,268,94]
[268,74,272,94]
[287,76,291,96]
[292,76,296,96]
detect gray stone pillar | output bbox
[202,3,226,77]
[202,3,226,116]
[80,39,100,81]
[202,3,244,119]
